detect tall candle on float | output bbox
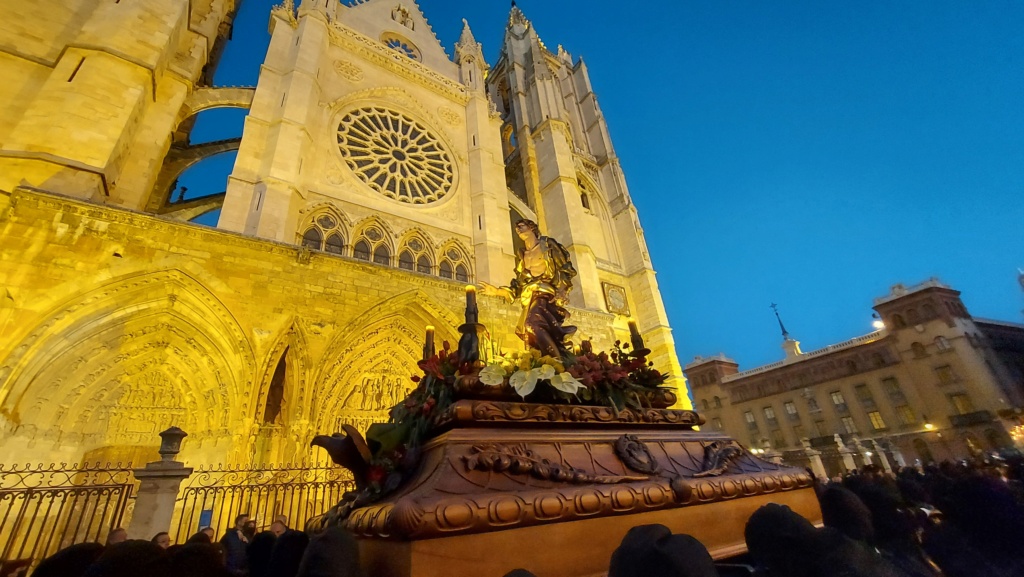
[423,325,435,360]
[627,319,645,352]
[465,285,478,324]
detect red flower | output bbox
[367,465,386,484]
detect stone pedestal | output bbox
[834,434,857,473]
[804,448,828,480]
[890,444,907,468]
[338,400,820,577]
[129,461,194,540]
[871,440,893,473]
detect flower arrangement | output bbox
[477,341,668,411]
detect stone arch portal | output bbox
[310,292,461,443]
[0,270,254,463]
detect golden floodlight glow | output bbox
[872,320,885,330]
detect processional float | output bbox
[309,220,820,577]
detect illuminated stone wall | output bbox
[0,188,627,466]
[0,0,239,209]
[0,0,690,468]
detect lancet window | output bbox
[353,225,391,266]
[438,244,470,282]
[398,235,433,275]
[300,213,346,255]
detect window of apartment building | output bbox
[793,424,806,440]
[872,353,886,368]
[934,336,951,351]
[771,429,787,448]
[949,393,974,415]
[854,384,876,409]
[702,399,709,410]
[895,405,916,426]
[712,417,723,431]
[831,391,849,413]
[935,365,955,386]
[763,406,776,421]
[881,377,906,403]
[807,397,820,412]
[813,420,828,437]
[841,416,858,434]
[911,342,927,358]
[714,396,722,408]
[892,314,906,328]
[744,411,758,430]
[867,411,887,431]
[907,308,920,324]
[784,401,799,421]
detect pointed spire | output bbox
[771,303,803,360]
[770,303,790,340]
[455,17,486,68]
[508,2,529,28]
[456,18,478,50]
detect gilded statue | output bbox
[480,219,577,357]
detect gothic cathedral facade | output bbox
[0,0,684,467]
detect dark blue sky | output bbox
[185,0,1024,371]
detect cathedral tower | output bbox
[0,1,688,468]
[489,6,683,390]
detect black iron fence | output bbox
[0,462,136,572]
[170,463,353,543]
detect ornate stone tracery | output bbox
[336,107,454,204]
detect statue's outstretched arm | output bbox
[478,281,514,303]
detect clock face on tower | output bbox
[336,107,454,204]
[603,282,629,315]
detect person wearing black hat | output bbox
[745,503,902,577]
[296,527,364,577]
[33,542,105,577]
[608,524,718,577]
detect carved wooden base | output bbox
[345,401,820,577]
[360,489,821,577]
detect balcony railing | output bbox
[949,410,994,427]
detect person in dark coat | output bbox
[296,527,364,577]
[33,542,105,577]
[745,503,903,577]
[266,530,310,577]
[82,540,169,577]
[220,514,251,576]
[247,530,277,577]
[167,542,232,577]
[608,524,719,577]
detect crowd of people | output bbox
[31,514,361,577]
[29,457,1024,577]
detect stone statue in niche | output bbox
[480,219,577,357]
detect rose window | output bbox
[336,107,454,204]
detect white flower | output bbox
[532,364,556,381]
[479,364,506,386]
[509,370,539,398]
[549,372,585,395]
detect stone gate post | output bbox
[128,427,194,540]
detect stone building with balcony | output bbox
[684,279,1024,478]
